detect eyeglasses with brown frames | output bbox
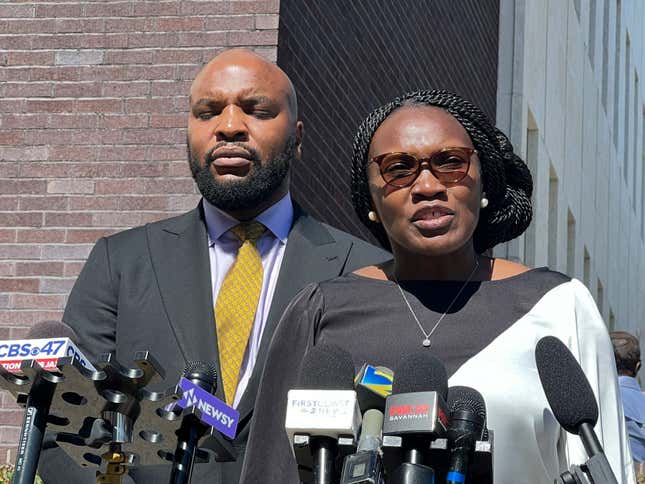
[370,147,477,188]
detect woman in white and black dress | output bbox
[240,90,634,484]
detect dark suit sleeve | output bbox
[63,237,118,362]
[240,283,324,484]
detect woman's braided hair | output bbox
[350,89,533,253]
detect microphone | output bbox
[7,321,89,484]
[285,344,360,484]
[535,336,619,484]
[445,386,486,484]
[340,364,393,484]
[169,361,220,484]
[382,352,449,484]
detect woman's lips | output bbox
[412,214,454,231]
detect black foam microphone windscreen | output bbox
[297,344,355,390]
[535,336,599,434]
[26,320,79,340]
[392,351,448,399]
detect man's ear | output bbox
[295,121,304,159]
[636,360,642,375]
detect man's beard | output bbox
[187,137,295,212]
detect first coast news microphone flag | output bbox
[0,321,622,484]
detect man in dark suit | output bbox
[38,48,389,483]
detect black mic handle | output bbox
[312,436,336,484]
[12,378,56,484]
[169,416,204,484]
[389,463,435,484]
[578,423,603,458]
[446,449,470,484]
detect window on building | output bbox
[624,32,630,181]
[613,0,621,147]
[583,246,591,288]
[602,0,609,110]
[588,0,597,68]
[597,279,604,315]
[524,112,539,267]
[548,165,559,269]
[567,209,576,276]
[634,73,639,210]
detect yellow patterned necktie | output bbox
[215,221,266,406]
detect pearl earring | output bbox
[480,197,489,209]
[368,211,379,222]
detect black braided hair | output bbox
[350,89,533,253]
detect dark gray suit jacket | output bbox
[38,202,390,483]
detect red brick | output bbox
[6,51,54,66]
[0,37,33,52]
[46,114,99,130]
[35,3,83,18]
[95,179,146,194]
[150,80,191,96]
[0,427,20,444]
[25,99,75,113]
[54,18,106,35]
[53,82,102,98]
[12,294,66,310]
[127,33,179,49]
[227,30,278,46]
[72,129,123,145]
[21,162,118,178]
[1,82,53,97]
[0,198,18,211]
[126,97,178,114]
[0,263,15,277]
[205,16,254,31]
[120,162,169,177]
[133,1,180,16]
[98,146,147,162]
[0,410,26,426]
[229,0,279,14]
[83,2,135,18]
[0,114,45,129]
[0,99,25,113]
[40,277,76,294]
[22,130,75,146]
[44,212,93,227]
[176,31,227,47]
[144,178,195,194]
[140,212,176,223]
[1,4,34,17]
[104,17,155,33]
[118,196,168,210]
[0,244,41,259]
[66,228,118,244]
[48,145,99,161]
[63,262,85,277]
[102,81,150,97]
[68,196,120,211]
[92,211,142,227]
[157,17,204,32]
[18,196,68,211]
[168,194,200,211]
[0,278,39,293]
[156,148,188,163]
[151,49,204,65]
[0,132,24,145]
[105,50,154,65]
[179,1,229,15]
[15,262,65,277]
[0,230,16,243]
[77,65,126,82]
[41,244,91,260]
[121,128,184,144]
[76,98,123,113]
[30,66,80,81]
[149,114,186,128]
[0,212,43,229]
[99,114,148,129]
[0,180,47,194]
[255,14,279,30]
[0,164,20,177]
[0,19,48,34]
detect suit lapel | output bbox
[235,207,353,421]
[147,204,225,401]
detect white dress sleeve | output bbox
[448,278,635,484]
[562,279,635,484]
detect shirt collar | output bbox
[619,375,642,391]
[203,192,293,245]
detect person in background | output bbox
[611,331,645,469]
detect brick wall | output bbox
[0,0,279,463]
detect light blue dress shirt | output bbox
[618,375,645,462]
[202,193,293,408]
